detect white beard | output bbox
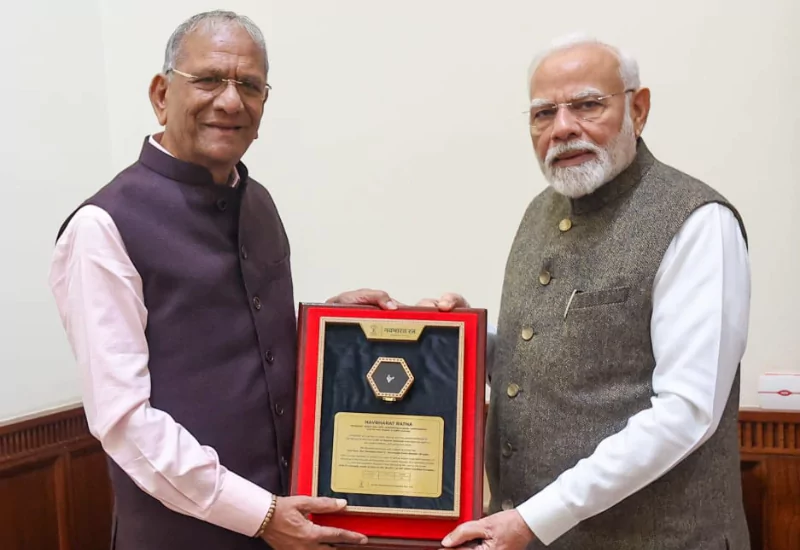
[539,107,638,199]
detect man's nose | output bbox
[550,105,581,142]
[214,80,244,113]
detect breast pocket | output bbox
[254,256,293,305]
[569,286,630,310]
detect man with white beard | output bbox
[425,34,752,549]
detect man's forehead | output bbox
[180,24,265,73]
[530,44,622,100]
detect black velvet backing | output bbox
[316,322,460,512]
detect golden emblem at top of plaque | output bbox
[359,321,425,342]
[367,357,414,402]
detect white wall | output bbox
[1,0,798,422]
[0,0,111,423]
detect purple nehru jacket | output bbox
[56,138,297,549]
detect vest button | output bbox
[520,327,534,341]
[502,442,514,457]
[506,383,520,398]
[216,199,228,212]
[558,218,572,232]
[265,349,274,364]
[281,456,289,468]
[275,403,284,416]
[240,245,248,260]
[538,270,551,286]
[252,296,262,310]
[501,499,514,511]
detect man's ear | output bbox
[149,73,169,126]
[254,94,269,140]
[631,87,650,138]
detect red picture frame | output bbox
[291,303,486,548]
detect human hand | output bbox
[415,292,470,312]
[439,510,535,550]
[326,288,400,310]
[260,496,367,549]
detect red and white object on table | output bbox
[758,373,800,411]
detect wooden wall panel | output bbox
[0,406,797,550]
[0,408,112,550]
[738,409,800,550]
[740,459,766,549]
[69,446,114,550]
[764,457,800,550]
[0,457,62,549]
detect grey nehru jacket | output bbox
[486,140,750,549]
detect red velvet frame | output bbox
[291,303,486,548]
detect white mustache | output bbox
[545,140,602,168]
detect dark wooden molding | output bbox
[0,407,92,463]
[738,407,800,458]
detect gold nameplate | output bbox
[359,321,425,341]
[330,412,444,498]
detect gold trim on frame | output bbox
[311,316,465,518]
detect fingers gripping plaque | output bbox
[367,357,414,402]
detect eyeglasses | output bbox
[526,89,634,134]
[167,68,271,101]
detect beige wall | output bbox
[0,0,111,423]
[1,0,798,422]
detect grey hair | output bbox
[162,10,268,76]
[526,32,640,94]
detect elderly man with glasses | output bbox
[425,34,752,550]
[48,10,394,550]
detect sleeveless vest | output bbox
[57,138,296,549]
[486,140,749,549]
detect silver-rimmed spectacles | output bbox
[526,89,634,134]
[168,68,271,101]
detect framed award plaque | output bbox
[291,303,487,548]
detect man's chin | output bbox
[548,180,599,199]
[200,144,251,166]
[548,172,610,198]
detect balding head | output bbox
[525,34,650,198]
[163,10,268,77]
